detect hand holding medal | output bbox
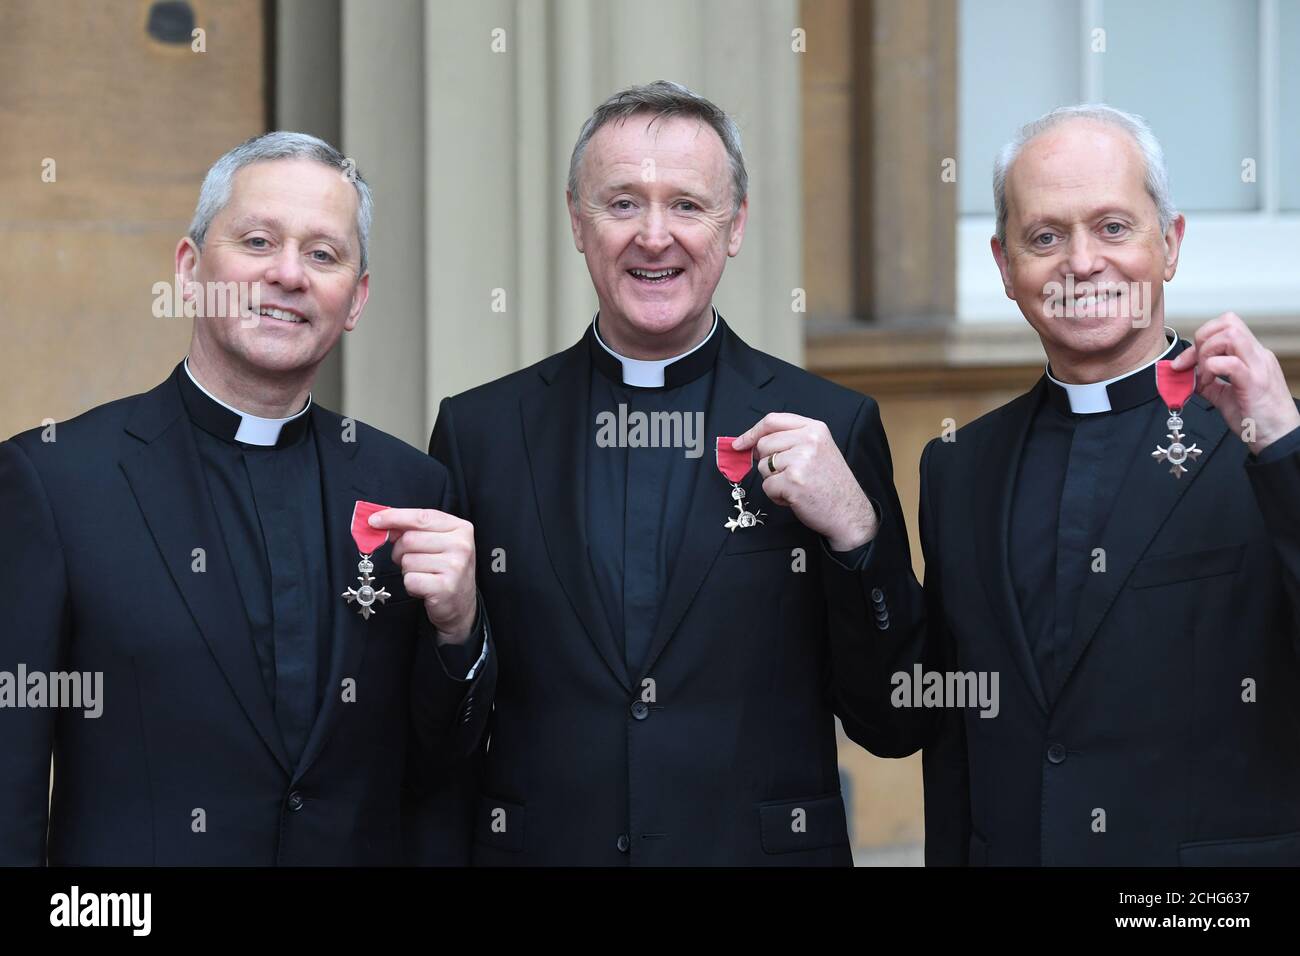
[730,412,879,552]
[1169,312,1300,457]
[364,505,479,644]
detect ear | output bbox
[567,190,585,253]
[990,235,1015,299]
[1162,213,1186,282]
[726,197,749,257]
[176,237,201,305]
[343,271,370,332]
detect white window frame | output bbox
[958,0,1300,323]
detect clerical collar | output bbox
[177,358,313,448]
[1044,330,1186,415]
[588,309,722,389]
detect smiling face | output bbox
[568,113,747,359]
[993,119,1185,382]
[178,157,369,384]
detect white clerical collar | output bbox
[183,357,312,446]
[1045,329,1179,415]
[593,309,720,388]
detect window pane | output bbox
[1281,0,1300,210]
[958,0,1080,215]
[1104,0,1259,212]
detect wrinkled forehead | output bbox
[1006,120,1150,219]
[583,114,730,187]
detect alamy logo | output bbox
[50,886,151,936]
[0,666,102,718]
[594,404,704,459]
[891,664,1000,718]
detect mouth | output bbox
[256,305,309,325]
[627,267,685,285]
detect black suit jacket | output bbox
[430,319,930,865]
[0,370,494,865]
[921,380,1300,866]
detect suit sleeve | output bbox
[406,410,497,773]
[1245,412,1300,648]
[0,438,70,866]
[821,397,938,758]
[917,438,972,866]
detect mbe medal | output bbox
[342,500,392,620]
[716,436,764,532]
[1152,359,1202,479]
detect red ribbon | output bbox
[716,437,752,483]
[1155,359,1195,411]
[350,500,391,554]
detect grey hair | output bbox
[188,131,373,274]
[993,104,1176,247]
[567,79,748,214]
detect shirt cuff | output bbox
[1250,423,1300,465]
[430,594,489,681]
[820,496,881,571]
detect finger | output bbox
[753,428,805,463]
[391,528,472,564]
[731,413,813,451]
[401,571,455,602]
[368,507,464,534]
[1168,343,1197,371]
[760,472,793,507]
[1199,353,1251,393]
[396,552,462,576]
[1193,312,1237,350]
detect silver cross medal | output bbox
[341,553,390,620]
[1151,410,1202,479]
[724,482,765,532]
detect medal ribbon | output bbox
[350,500,391,555]
[716,437,752,483]
[1155,359,1195,412]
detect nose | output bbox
[263,243,309,292]
[1064,227,1105,281]
[635,204,674,256]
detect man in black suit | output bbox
[922,105,1300,865]
[430,81,929,866]
[0,132,494,865]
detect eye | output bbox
[612,199,635,211]
[246,236,270,249]
[1033,232,1056,247]
[1103,222,1127,236]
[676,200,698,212]
[311,249,336,263]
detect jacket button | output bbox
[870,588,885,604]
[876,616,890,630]
[287,791,305,812]
[616,834,630,853]
[1047,743,1067,764]
[630,700,650,720]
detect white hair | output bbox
[993,104,1177,246]
[188,131,373,274]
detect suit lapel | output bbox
[521,342,633,691]
[972,379,1050,714]
[1056,395,1229,697]
[292,406,375,778]
[636,330,773,681]
[119,377,293,774]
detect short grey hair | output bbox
[993,104,1176,247]
[188,131,373,274]
[567,80,748,214]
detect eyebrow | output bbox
[600,182,713,203]
[227,215,353,252]
[1019,206,1137,235]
